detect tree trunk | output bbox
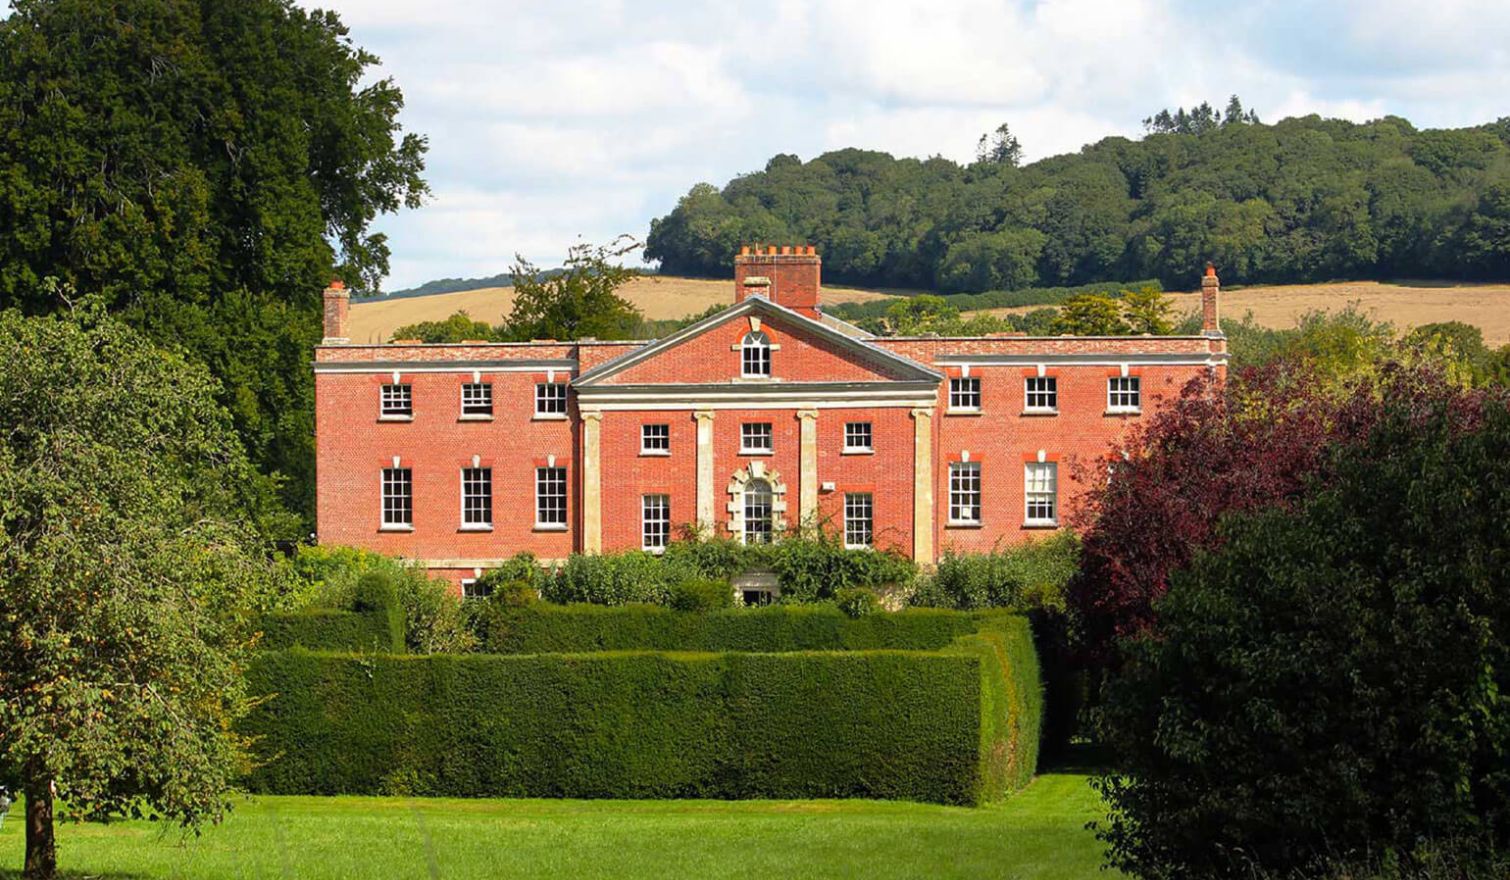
[23,770,56,880]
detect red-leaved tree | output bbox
[1066,359,1412,661]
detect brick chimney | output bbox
[1201,263,1221,337]
[734,245,821,319]
[322,280,350,344]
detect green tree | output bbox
[1094,373,1510,878]
[390,311,499,343]
[1121,286,1174,334]
[975,123,1023,167]
[502,238,643,341]
[0,0,428,533]
[0,301,283,879]
[1050,293,1128,335]
[885,294,961,334]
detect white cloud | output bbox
[313,0,1510,290]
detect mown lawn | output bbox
[0,769,1109,879]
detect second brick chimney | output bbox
[1201,263,1221,336]
[734,245,821,319]
[322,280,350,344]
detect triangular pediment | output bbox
[574,297,941,389]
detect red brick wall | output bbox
[315,368,578,562]
[813,407,916,553]
[599,411,700,550]
[929,362,1198,553]
[603,312,914,385]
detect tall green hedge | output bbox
[242,611,1041,805]
[474,604,978,654]
[258,571,404,653]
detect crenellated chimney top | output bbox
[733,245,821,318]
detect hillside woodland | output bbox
[648,102,1510,293]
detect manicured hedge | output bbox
[258,607,403,653]
[259,573,405,653]
[474,603,979,654]
[242,611,1041,805]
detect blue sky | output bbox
[150,2,1510,287]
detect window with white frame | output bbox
[381,467,412,527]
[380,383,412,417]
[641,423,670,454]
[461,467,492,528]
[461,578,492,602]
[1107,376,1141,411]
[844,493,873,548]
[1025,376,1057,412]
[743,479,774,544]
[740,422,773,453]
[642,494,670,551]
[949,376,981,411]
[1024,462,1058,525]
[948,462,981,524]
[741,331,771,377]
[535,382,568,416]
[461,382,493,417]
[843,421,873,452]
[535,466,567,527]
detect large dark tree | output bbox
[1094,370,1510,878]
[0,0,428,534]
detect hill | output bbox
[970,280,1510,346]
[347,276,894,343]
[645,108,1510,294]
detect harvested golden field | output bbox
[975,280,1510,346]
[349,276,896,343]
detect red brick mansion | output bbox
[314,247,1227,590]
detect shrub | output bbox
[285,545,473,654]
[1094,384,1510,878]
[911,532,1079,611]
[835,587,879,618]
[242,611,1041,805]
[668,578,732,612]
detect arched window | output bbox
[743,478,773,544]
[741,331,771,378]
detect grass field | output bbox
[975,279,1510,346]
[0,770,1109,879]
[349,276,897,343]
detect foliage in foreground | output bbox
[911,532,1080,611]
[0,0,429,533]
[1093,377,1510,878]
[0,305,284,878]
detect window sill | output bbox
[458,413,494,422]
[458,524,494,532]
[377,414,413,422]
[844,543,873,551]
[945,520,983,529]
[1022,520,1060,529]
[945,408,982,416]
[532,413,570,422]
[739,449,774,456]
[1021,409,1059,417]
[642,546,666,555]
[533,523,569,532]
[1105,408,1142,417]
[734,375,778,383]
[639,449,671,457]
[841,448,874,455]
[378,524,414,532]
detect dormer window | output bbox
[741,331,771,378]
